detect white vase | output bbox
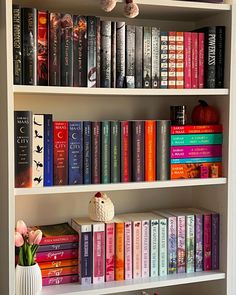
[16,263,42,295]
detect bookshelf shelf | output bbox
[15,178,227,196]
[40,271,226,295]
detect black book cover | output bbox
[143,27,152,88]
[135,26,143,88]
[111,22,116,88]
[126,25,135,88]
[216,26,225,88]
[96,18,101,87]
[101,21,112,88]
[13,5,22,85]
[87,16,97,88]
[116,22,126,88]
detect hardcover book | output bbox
[216,26,225,88]
[83,121,92,184]
[176,32,184,89]
[116,22,126,88]
[171,125,223,134]
[12,5,22,85]
[101,21,112,88]
[111,22,117,88]
[126,25,135,88]
[111,121,120,183]
[44,114,53,186]
[160,32,168,88]
[184,32,192,88]
[171,133,223,146]
[152,27,160,88]
[101,121,111,184]
[121,121,131,182]
[145,120,156,181]
[91,121,101,184]
[87,16,97,88]
[168,31,176,89]
[143,27,152,88]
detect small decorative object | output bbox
[100,0,117,12]
[15,220,43,295]
[191,100,220,125]
[88,192,115,222]
[170,105,187,125]
[100,0,139,18]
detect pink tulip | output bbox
[28,229,42,245]
[15,232,24,247]
[16,220,28,236]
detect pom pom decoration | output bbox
[88,192,115,222]
[100,0,117,12]
[124,0,139,18]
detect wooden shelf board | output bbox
[14,86,229,96]
[15,178,227,196]
[40,271,225,295]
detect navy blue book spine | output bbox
[69,121,83,185]
[81,231,92,283]
[44,114,53,186]
[83,121,92,184]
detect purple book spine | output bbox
[132,121,144,182]
[92,122,101,184]
[168,216,177,274]
[38,242,78,253]
[212,213,220,270]
[43,275,78,286]
[177,215,186,273]
[171,145,222,159]
[195,214,203,272]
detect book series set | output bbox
[13,6,225,89]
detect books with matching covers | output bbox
[12,5,225,89]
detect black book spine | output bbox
[13,5,22,85]
[116,22,126,88]
[135,26,143,88]
[126,25,135,88]
[216,26,225,88]
[205,27,216,88]
[111,22,116,88]
[21,8,37,85]
[87,16,97,88]
[49,13,61,86]
[143,27,152,88]
[101,21,112,88]
[96,18,101,88]
[61,14,73,86]
[132,121,145,182]
[152,27,161,88]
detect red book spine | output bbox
[105,223,115,282]
[184,32,192,88]
[40,235,78,245]
[203,214,212,271]
[121,121,131,182]
[176,32,184,89]
[168,31,176,89]
[191,32,198,88]
[198,32,205,88]
[171,125,223,134]
[53,122,68,185]
[145,120,156,181]
[41,266,78,278]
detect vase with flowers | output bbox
[15,220,43,295]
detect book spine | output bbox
[38,259,78,269]
[111,121,120,183]
[44,114,53,186]
[111,22,116,88]
[126,25,135,88]
[32,115,44,187]
[38,242,78,252]
[171,125,223,134]
[35,249,78,262]
[115,222,125,281]
[83,121,92,184]
[152,27,160,88]
[132,121,145,182]
[184,32,192,89]
[205,27,216,88]
[191,32,198,89]
[40,234,78,245]
[37,11,48,85]
[212,213,220,270]
[14,111,32,188]
[73,16,87,87]
[176,32,184,89]
[93,224,105,284]
[168,31,176,89]
[121,121,131,182]
[156,120,171,180]
[143,27,152,88]
[53,122,68,185]
[167,217,177,274]
[96,18,101,87]
[150,219,159,277]
[101,21,112,88]
[142,220,150,278]
[22,8,37,85]
[134,26,143,88]
[68,121,83,185]
[171,145,222,158]
[171,133,223,146]
[132,220,142,278]
[177,216,186,273]
[145,120,156,181]
[124,221,133,280]
[171,157,222,164]
[61,14,73,86]
[42,275,78,286]
[186,215,195,273]
[105,223,115,282]
[87,16,97,87]
[116,22,126,88]
[216,26,225,88]
[195,214,203,272]
[12,5,22,85]
[41,266,78,278]
[159,219,167,276]
[203,214,212,270]
[101,121,111,184]
[160,32,168,89]
[49,13,61,86]
[91,122,101,184]
[198,32,205,88]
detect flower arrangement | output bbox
[15,220,42,266]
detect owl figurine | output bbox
[88,192,115,222]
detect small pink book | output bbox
[191,32,198,88]
[184,32,192,88]
[124,221,133,280]
[105,222,115,282]
[42,275,78,286]
[198,33,205,88]
[93,223,105,284]
[35,249,78,262]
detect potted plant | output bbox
[15,220,43,295]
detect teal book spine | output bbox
[186,214,195,273]
[101,121,110,183]
[111,121,120,183]
[150,219,159,277]
[159,218,167,276]
[171,157,222,164]
[171,133,223,146]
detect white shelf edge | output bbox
[15,178,227,196]
[40,271,226,295]
[13,86,229,96]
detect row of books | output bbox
[12,6,225,89]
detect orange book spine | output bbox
[176,32,184,89]
[145,120,156,181]
[38,259,78,270]
[115,222,124,281]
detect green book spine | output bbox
[101,121,111,183]
[111,121,120,183]
[171,133,223,146]
[186,215,195,273]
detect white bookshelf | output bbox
[1,0,236,295]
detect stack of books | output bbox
[170,125,223,179]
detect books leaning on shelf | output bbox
[12,5,225,89]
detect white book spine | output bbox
[150,219,159,277]
[141,220,149,278]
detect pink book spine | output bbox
[184,32,192,88]
[124,221,133,280]
[105,223,115,282]
[204,214,212,271]
[35,249,78,262]
[132,220,142,279]
[93,223,105,284]
[142,220,150,278]
[171,145,222,159]
[191,32,198,88]
[42,275,78,286]
[198,32,205,88]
